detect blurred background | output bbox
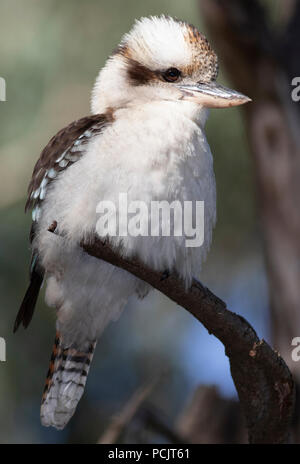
[0,0,299,443]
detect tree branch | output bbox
[48,225,294,443]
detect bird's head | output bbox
[91,16,250,115]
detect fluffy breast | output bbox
[36,101,216,285]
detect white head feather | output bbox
[91,16,218,115]
[120,16,193,70]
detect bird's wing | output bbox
[25,113,112,214]
[14,113,113,333]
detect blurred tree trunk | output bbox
[176,386,247,444]
[199,0,300,440]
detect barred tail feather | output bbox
[40,331,96,429]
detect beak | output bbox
[177,82,251,108]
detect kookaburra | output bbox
[15,16,250,429]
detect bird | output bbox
[14,15,250,430]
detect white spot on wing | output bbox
[32,206,41,222]
[33,188,40,199]
[59,159,69,168]
[40,177,49,189]
[47,168,57,179]
[56,151,66,163]
[39,186,46,200]
[70,146,82,153]
[65,153,80,161]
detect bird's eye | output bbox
[162,68,181,82]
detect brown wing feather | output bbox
[25,113,113,212]
[15,112,114,333]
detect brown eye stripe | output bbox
[126,58,161,86]
[127,58,184,86]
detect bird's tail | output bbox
[40,331,97,430]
